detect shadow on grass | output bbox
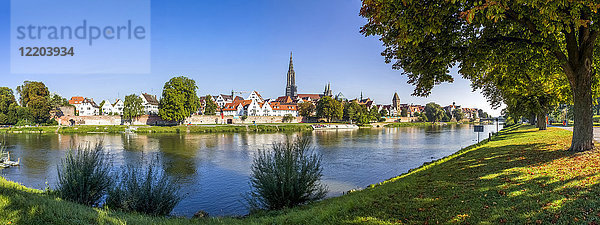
[322,126,600,224]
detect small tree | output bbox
[316,96,343,122]
[203,95,218,116]
[248,137,327,211]
[424,103,445,123]
[56,143,112,207]
[123,94,144,124]
[282,114,295,123]
[159,76,200,124]
[297,102,316,118]
[452,109,465,121]
[380,108,389,117]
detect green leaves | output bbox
[158,76,200,123]
[123,94,143,121]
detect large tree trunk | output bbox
[560,27,597,152]
[570,67,594,151]
[536,112,547,130]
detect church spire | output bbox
[285,51,298,97]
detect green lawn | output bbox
[2,125,600,224]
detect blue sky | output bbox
[0,0,502,115]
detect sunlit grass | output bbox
[1,125,600,224]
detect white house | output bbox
[140,93,159,115]
[68,97,99,116]
[269,102,298,117]
[247,91,264,103]
[101,100,114,115]
[112,99,124,115]
[214,94,244,108]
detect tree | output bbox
[424,103,445,123]
[16,81,51,124]
[28,97,51,124]
[98,100,106,115]
[452,109,465,122]
[361,1,600,151]
[400,108,408,117]
[297,102,316,118]
[380,108,389,117]
[203,95,218,116]
[49,93,71,117]
[368,107,381,122]
[159,76,200,123]
[16,81,49,107]
[282,114,295,123]
[123,94,144,123]
[0,87,17,125]
[316,96,343,122]
[343,101,362,122]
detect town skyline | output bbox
[0,1,502,116]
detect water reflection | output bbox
[0,124,499,216]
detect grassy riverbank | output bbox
[0,124,313,134]
[2,125,600,224]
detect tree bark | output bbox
[529,114,536,126]
[536,112,547,130]
[570,66,594,151]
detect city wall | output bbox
[57,115,303,126]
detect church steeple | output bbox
[285,52,298,97]
[392,92,400,109]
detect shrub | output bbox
[248,137,327,211]
[282,114,295,123]
[106,157,182,216]
[56,143,112,206]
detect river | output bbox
[0,123,500,216]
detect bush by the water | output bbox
[248,137,327,211]
[56,143,112,206]
[105,158,182,216]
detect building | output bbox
[69,96,99,116]
[101,100,114,115]
[323,83,333,97]
[285,52,298,97]
[222,99,298,117]
[214,94,243,108]
[392,92,401,110]
[140,93,159,115]
[112,99,124,115]
[335,92,347,101]
[247,90,264,102]
[297,94,322,102]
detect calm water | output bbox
[0,124,500,216]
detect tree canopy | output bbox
[316,96,343,122]
[298,102,316,118]
[203,96,218,116]
[123,94,144,122]
[159,76,200,123]
[424,103,445,123]
[360,0,600,151]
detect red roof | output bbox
[269,102,297,111]
[68,96,84,105]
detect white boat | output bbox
[311,124,359,130]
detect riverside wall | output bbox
[57,115,303,126]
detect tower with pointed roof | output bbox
[285,52,298,97]
[323,82,333,97]
[392,92,401,110]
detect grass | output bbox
[2,125,600,224]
